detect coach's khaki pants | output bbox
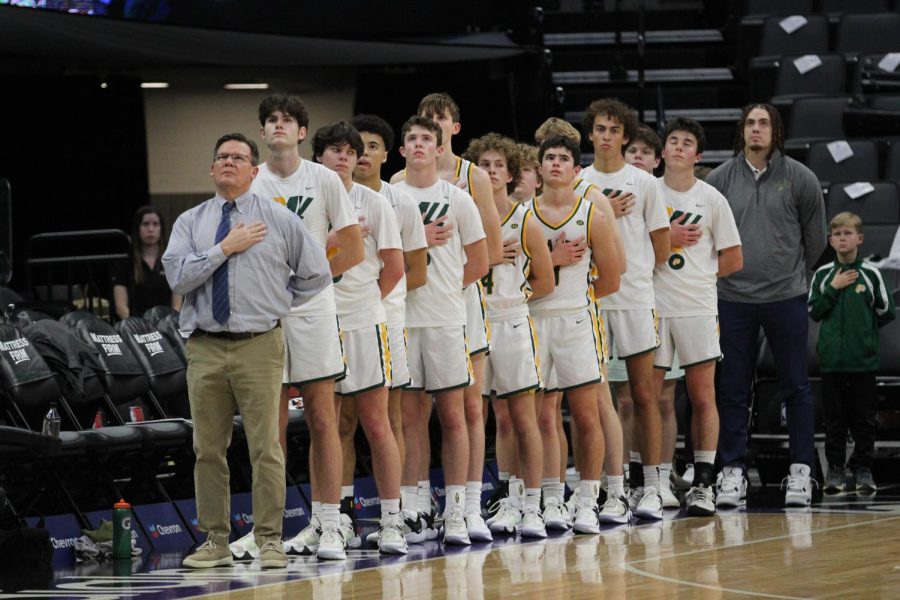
[186,329,285,543]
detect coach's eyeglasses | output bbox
[214,153,251,164]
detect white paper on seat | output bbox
[877,53,900,73]
[793,54,822,75]
[779,15,808,35]
[843,182,875,200]
[826,140,854,164]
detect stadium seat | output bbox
[773,54,847,101]
[70,314,150,421]
[820,0,890,15]
[757,15,829,62]
[835,12,900,55]
[825,182,900,223]
[886,142,900,181]
[860,224,900,260]
[115,317,190,419]
[870,96,900,111]
[805,139,879,186]
[743,0,814,18]
[786,96,852,146]
[155,313,189,365]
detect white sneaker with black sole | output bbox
[686,485,716,517]
[518,506,547,539]
[229,529,259,560]
[489,500,522,534]
[543,501,569,531]
[284,519,320,556]
[597,494,631,524]
[715,467,747,509]
[634,486,663,521]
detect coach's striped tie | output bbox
[212,201,234,325]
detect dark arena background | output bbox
[0,1,899,598]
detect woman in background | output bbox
[113,205,182,319]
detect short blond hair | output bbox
[535,117,581,145]
[830,211,863,233]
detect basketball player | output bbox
[579,98,671,521]
[313,121,409,553]
[464,133,554,538]
[395,115,488,545]
[655,117,742,515]
[510,143,541,204]
[622,125,687,509]
[534,117,630,525]
[349,113,429,544]
[234,94,363,562]
[529,135,620,534]
[393,93,502,541]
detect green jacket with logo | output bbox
[808,258,895,372]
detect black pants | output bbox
[822,372,877,470]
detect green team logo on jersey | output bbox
[668,254,686,270]
[669,210,703,225]
[420,201,450,266]
[511,223,519,229]
[576,219,584,225]
[285,196,315,219]
[419,201,450,225]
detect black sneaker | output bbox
[485,480,509,517]
[340,496,358,525]
[855,468,877,494]
[824,466,846,494]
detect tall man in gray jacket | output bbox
[706,104,826,508]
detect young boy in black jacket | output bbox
[809,212,896,494]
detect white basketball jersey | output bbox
[528,192,595,314]
[378,181,428,328]
[334,184,402,331]
[452,156,476,196]
[251,160,357,317]
[396,179,486,327]
[483,203,532,321]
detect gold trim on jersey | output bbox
[379,322,392,383]
[520,208,533,259]
[532,196,584,230]
[455,156,464,179]
[500,202,518,226]
[585,202,595,250]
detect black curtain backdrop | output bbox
[0,74,149,291]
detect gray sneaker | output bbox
[824,466,846,494]
[258,539,288,569]
[183,533,233,569]
[855,467,877,494]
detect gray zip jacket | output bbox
[706,151,826,303]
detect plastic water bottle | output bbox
[41,402,60,438]
[113,499,132,559]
